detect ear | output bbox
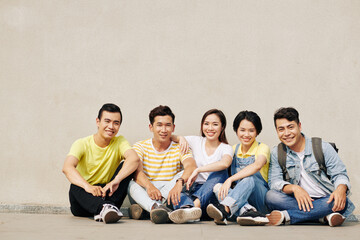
[298,122,302,131]
[149,123,153,132]
[172,124,175,133]
[96,118,100,128]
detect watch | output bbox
[176,178,185,186]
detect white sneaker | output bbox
[94,204,123,223]
[326,213,345,227]
[169,207,202,224]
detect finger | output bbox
[297,199,302,211]
[327,194,334,204]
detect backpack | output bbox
[277,137,338,182]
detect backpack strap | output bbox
[277,143,290,182]
[312,137,330,178]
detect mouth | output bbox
[206,132,216,136]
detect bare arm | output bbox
[62,155,103,196]
[132,161,162,201]
[171,135,189,154]
[218,154,266,200]
[103,149,140,196]
[168,157,197,205]
[186,154,232,189]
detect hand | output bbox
[102,179,121,197]
[84,184,104,197]
[146,184,162,201]
[218,178,232,201]
[292,185,314,211]
[327,184,347,212]
[186,169,199,190]
[179,136,189,154]
[168,181,183,206]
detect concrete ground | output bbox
[0,213,359,240]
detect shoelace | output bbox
[101,204,120,214]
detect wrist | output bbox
[176,178,185,186]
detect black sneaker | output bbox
[236,209,269,226]
[206,203,229,225]
[150,204,172,224]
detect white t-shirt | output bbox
[185,136,233,183]
[296,151,327,198]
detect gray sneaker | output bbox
[169,207,202,224]
[94,204,123,224]
[129,204,145,220]
[150,204,172,224]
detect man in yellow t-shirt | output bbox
[128,105,199,224]
[62,103,139,224]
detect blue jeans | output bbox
[265,190,349,224]
[216,173,269,217]
[174,170,228,212]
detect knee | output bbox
[265,190,284,205]
[241,176,255,188]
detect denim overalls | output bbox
[218,143,269,216]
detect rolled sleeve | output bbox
[268,147,291,192]
[323,142,351,192]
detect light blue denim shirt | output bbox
[268,134,355,216]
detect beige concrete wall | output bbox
[1,1,359,213]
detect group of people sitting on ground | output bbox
[62,104,354,227]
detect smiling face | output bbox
[150,115,175,144]
[96,111,121,141]
[236,119,257,149]
[202,114,222,142]
[275,118,303,151]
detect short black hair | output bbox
[149,105,175,124]
[233,111,262,135]
[273,107,299,127]
[98,103,122,124]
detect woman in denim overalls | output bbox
[207,111,270,226]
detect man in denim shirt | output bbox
[266,107,355,227]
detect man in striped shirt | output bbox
[128,105,200,224]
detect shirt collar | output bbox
[238,140,259,156]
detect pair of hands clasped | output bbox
[84,179,121,198]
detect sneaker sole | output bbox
[267,211,284,226]
[150,209,169,224]
[104,211,122,224]
[129,204,143,220]
[169,208,202,224]
[236,216,269,226]
[206,205,227,225]
[329,214,345,227]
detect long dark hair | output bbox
[200,109,228,144]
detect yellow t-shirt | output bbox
[133,139,193,181]
[68,135,132,185]
[232,141,270,182]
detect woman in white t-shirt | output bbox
[170,109,233,223]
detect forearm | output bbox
[197,161,229,173]
[63,166,91,189]
[113,157,139,183]
[180,159,197,182]
[134,171,154,189]
[229,163,262,182]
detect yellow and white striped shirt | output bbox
[133,139,193,181]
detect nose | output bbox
[284,128,290,136]
[161,125,166,132]
[108,122,115,129]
